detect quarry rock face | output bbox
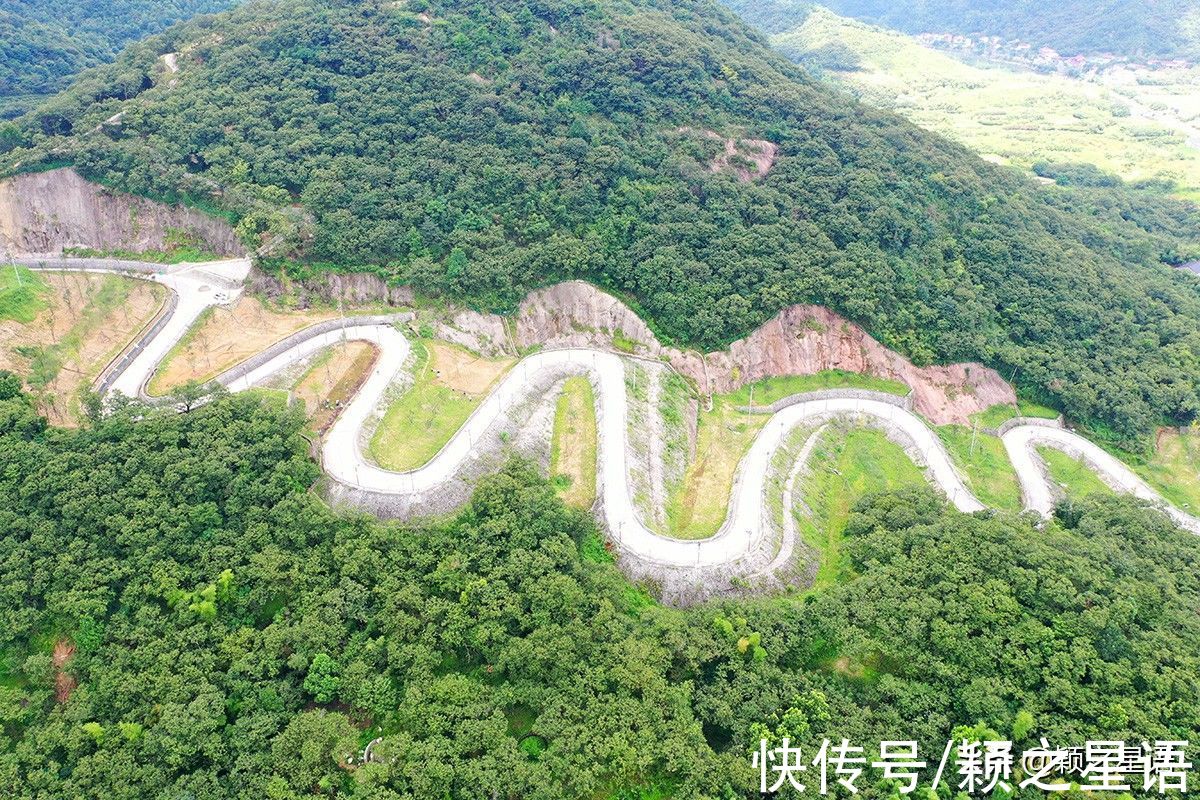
[513,281,1015,425]
[0,168,244,257]
[246,267,414,309]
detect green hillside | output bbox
[5,0,1200,441]
[0,0,239,117]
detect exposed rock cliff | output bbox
[511,282,1015,425]
[0,168,243,257]
[246,274,1015,425]
[246,266,413,308]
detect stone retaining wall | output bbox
[990,415,1064,437]
[738,387,914,414]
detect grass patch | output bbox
[1019,399,1060,420]
[0,266,48,323]
[620,584,657,618]
[519,734,547,759]
[239,387,290,409]
[578,530,613,564]
[550,377,598,510]
[368,340,512,471]
[972,403,1017,430]
[936,425,1022,511]
[972,400,1059,430]
[664,369,907,539]
[1039,447,1115,499]
[796,426,927,592]
[724,370,909,408]
[611,328,637,354]
[1115,428,1200,512]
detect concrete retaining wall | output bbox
[14,256,170,275]
[991,415,1064,437]
[738,387,914,414]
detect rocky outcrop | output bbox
[246,266,414,308]
[676,127,779,182]
[0,168,243,257]
[511,281,1015,425]
[239,272,1015,425]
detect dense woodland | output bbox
[4,0,1200,443]
[721,0,1200,60]
[0,0,238,116]
[0,381,1199,797]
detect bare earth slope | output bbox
[504,281,1014,424]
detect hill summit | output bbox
[4,0,1200,439]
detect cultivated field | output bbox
[775,9,1200,198]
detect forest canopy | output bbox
[0,0,239,117]
[4,0,1200,442]
[1,380,1199,797]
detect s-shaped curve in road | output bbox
[25,258,1200,597]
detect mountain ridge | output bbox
[0,0,239,117]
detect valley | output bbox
[765,7,1200,198]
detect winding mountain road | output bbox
[26,258,1200,595]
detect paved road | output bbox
[70,260,1200,570]
[1003,424,1200,534]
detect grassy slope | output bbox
[368,340,513,471]
[797,426,927,591]
[0,266,48,323]
[1115,429,1200,512]
[1039,446,1115,499]
[935,424,1023,512]
[550,376,598,509]
[772,8,1200,197]
[942,403,1200,515]
[972,400,1060,430]
[666,369,908,539]
[721,370,908,407]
